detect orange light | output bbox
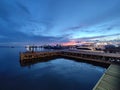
[62,41,77,46]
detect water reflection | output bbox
[0,48,106,90]
[19,58,106,90]
[20,56,60,67]
[20,54,109,68]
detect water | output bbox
[0,47,106,90]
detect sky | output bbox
[0,0,120,45]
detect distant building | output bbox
[104,45,120,53]
[95,42,108,50]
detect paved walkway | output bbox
[93,64,120,90]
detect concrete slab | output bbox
[93,64,120,90]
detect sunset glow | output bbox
[62,41,77,46]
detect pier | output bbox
[93,64,120,90]
[20,50,120,66]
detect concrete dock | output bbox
[93,64,120,90]
[20,50,120,65]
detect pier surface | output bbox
[20,50,120,65]
[93,64,120,90]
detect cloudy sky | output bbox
[0,0,120,45]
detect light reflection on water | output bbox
[0,47,106,90]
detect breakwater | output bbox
[20,50,120,66]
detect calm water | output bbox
[0,47,106,90]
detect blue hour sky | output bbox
[0,0,120,45]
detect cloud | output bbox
[18,20,54,36]
[73,33,120,41]
[0,35,6,39]
[63,24,88,31]
[29,19,54,31]
[15,1,31,15]
[0,0,120,45]
[0,25,70,44]
[0,0,11,22]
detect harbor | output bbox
[1,0,120,90]
[0,47,107,90]
[20,47,120,90]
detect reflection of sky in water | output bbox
[26,58,106,83]
[0,48,106,90]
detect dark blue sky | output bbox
[0,0,120,45]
